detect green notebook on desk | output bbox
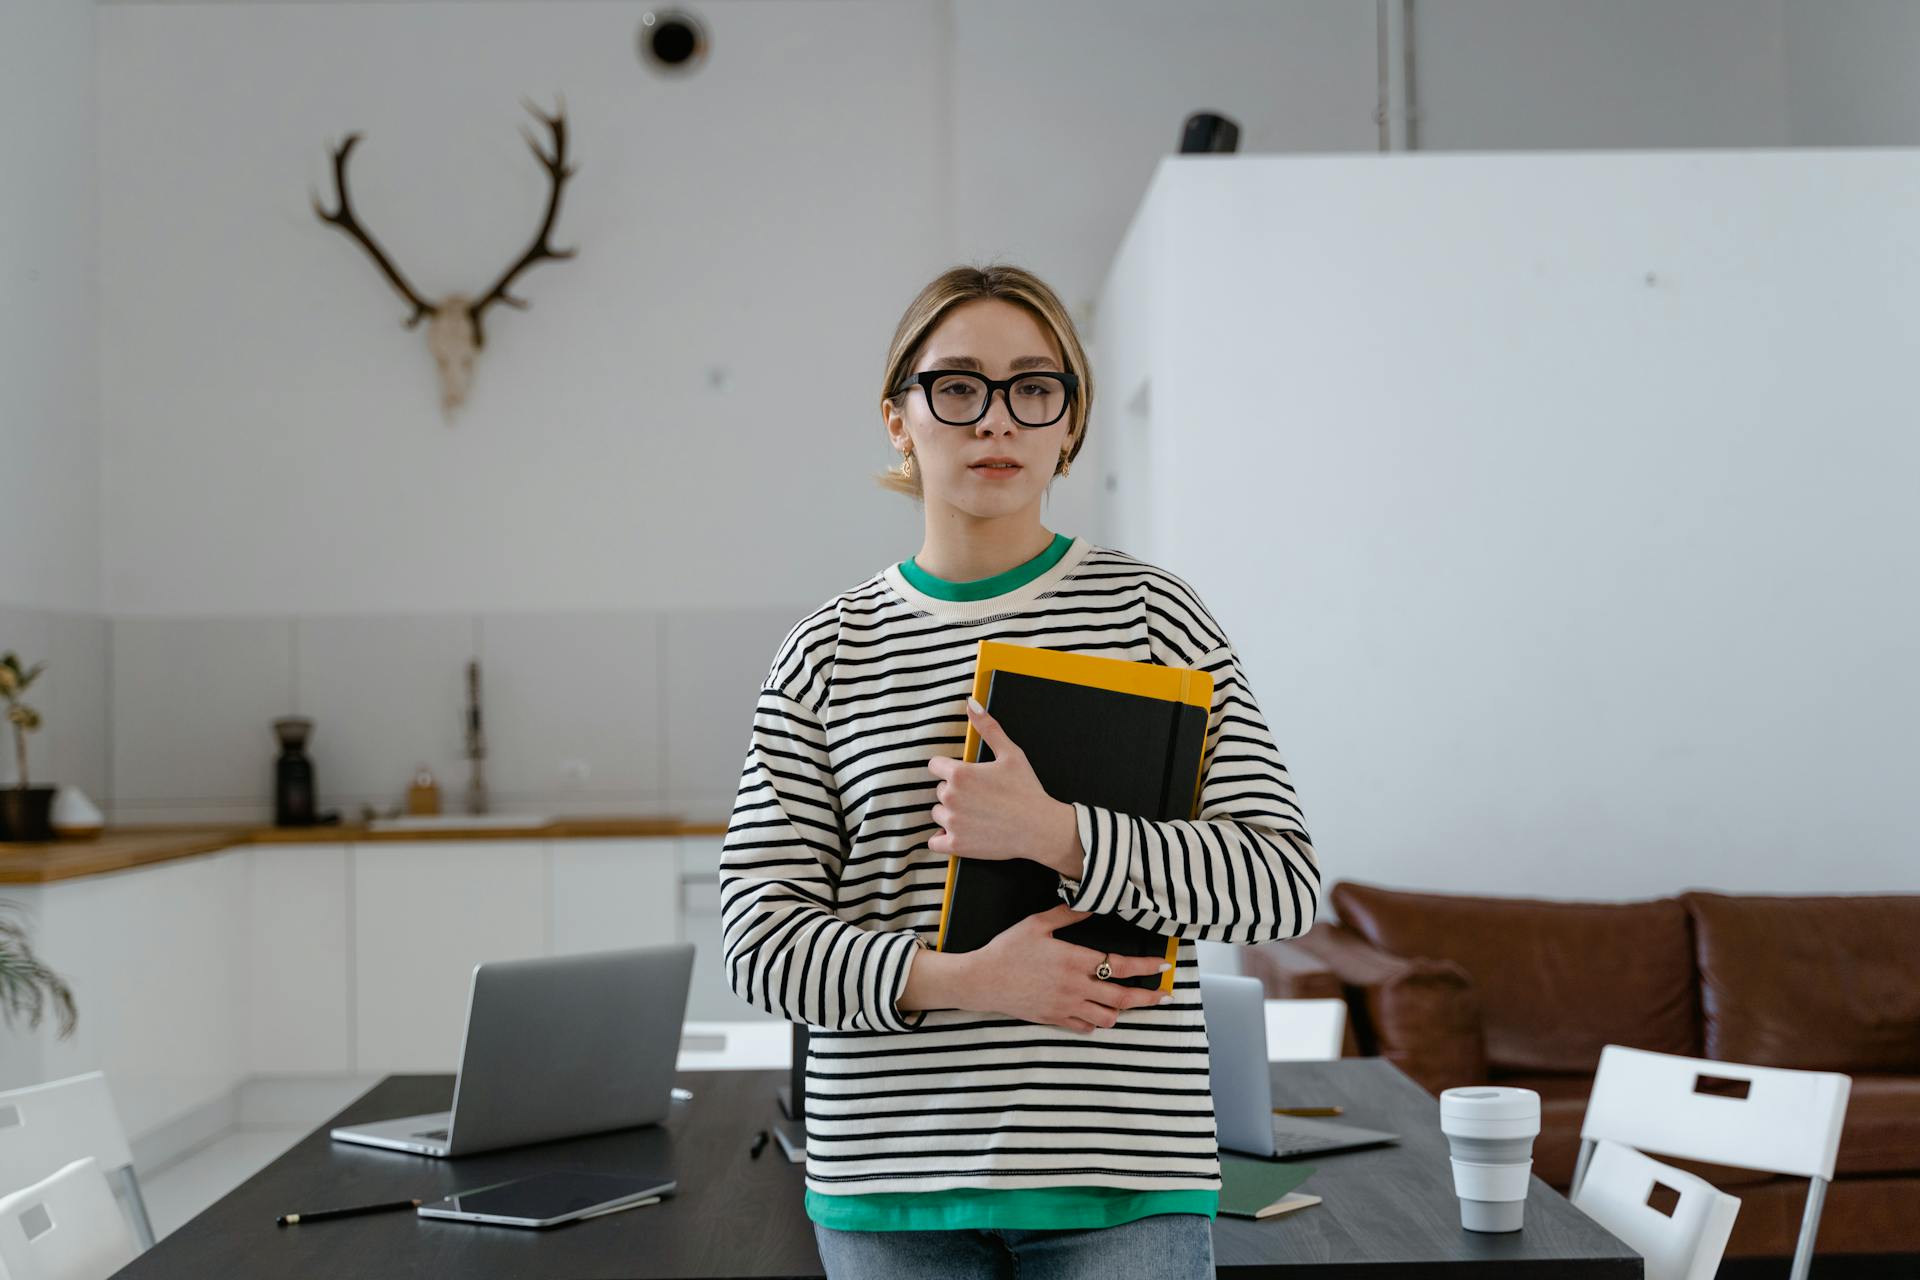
[1219,1154,1320,1219]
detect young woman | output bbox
[720,263,1321,1280]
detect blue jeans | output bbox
[813,1212,1215,1280]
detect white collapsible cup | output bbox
[1439,1086,1541,1233]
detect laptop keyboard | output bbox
[1270,1118,1339,1158]
[1268,1116,1395,1158]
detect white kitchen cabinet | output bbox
[549,838,681,956]
[246,843,352,1074]
[2,832,729,1154]
[350,841,547,1073]
[6,849,250,1143]
[676,835,774,1023]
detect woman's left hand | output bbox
[927,697,1072,868]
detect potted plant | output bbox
[0,651,55,842]
[0,898,76,1039]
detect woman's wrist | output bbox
[896,942,980,1013]
[1043,798,1087,879]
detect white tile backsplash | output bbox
[478,610,668,813]
[294,613,474,814]
[111,616,294,813]
[47,612,111,804]
[663,607,805,823]
[0,601,819,826]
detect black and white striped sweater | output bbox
[719,534,1321,1196]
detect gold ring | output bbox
[1096,954,1112,981]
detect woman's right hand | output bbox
[966,904,1172,1033]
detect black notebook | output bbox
[935,642,1214,993]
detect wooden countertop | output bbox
[0,816,730,885]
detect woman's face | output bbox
[884,297,1077,518]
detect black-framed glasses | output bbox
[893,370,1079,427]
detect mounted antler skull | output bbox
[312,97,578,419]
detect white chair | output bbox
[1572,1138,1740,1280]
[0,1072,154,1251]
[676,1019,792,1070]
[1572,1045,1851,1280]
[0,1156,139,1280]
[1262,997,1347,1062]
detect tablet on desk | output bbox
[417,1170,676,1228]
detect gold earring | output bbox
[1058,449,1071,477]
[900,450,915,480]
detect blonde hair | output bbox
[874,262,1094,500]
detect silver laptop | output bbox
[332,943,695,1157]
[1200,971,1399,1160]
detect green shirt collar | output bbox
[897,532,1072,602]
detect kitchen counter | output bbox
[0,816,730,884]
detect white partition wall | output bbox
[1093,149,1920,902]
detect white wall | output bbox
[954,0,1376,317]
[97,1,950,616]
[1099,149,1919,903]
[1414,0,1920,154]
[1783,0,1920,145]
[12,0,1920,855]
[1417,0,1791,151]
[0,0,100,613]
[91,0,1364,617]
[92,0,1822,619]
[0,1,109,804]
[68,0,1382,821]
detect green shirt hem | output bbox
[805,1186,1220,1232]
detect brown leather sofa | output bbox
[1244,881,1920,1261]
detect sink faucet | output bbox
[465,658,488,815]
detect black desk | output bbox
[115,1059,1640,1279]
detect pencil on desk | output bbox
[1272,1106,1343,1117]
[277,1198,422,1226]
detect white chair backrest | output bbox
[0,1156,139,1280]
[1262,998,1346,1062]
[0,1073,134,1193]
[1580,1045,1850,1180]
[0,1072,153,1252]
[1572,1139,1740,1280]
[676,1020,791,1071]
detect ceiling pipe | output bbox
[1375,0,1422,152]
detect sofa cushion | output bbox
[1833,1076,1920,1177]
[1332,881,1699,1074]
[1684,891,1920,1072]
[1723,1173,1920,1258]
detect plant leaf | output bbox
[0,900,77,1039]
